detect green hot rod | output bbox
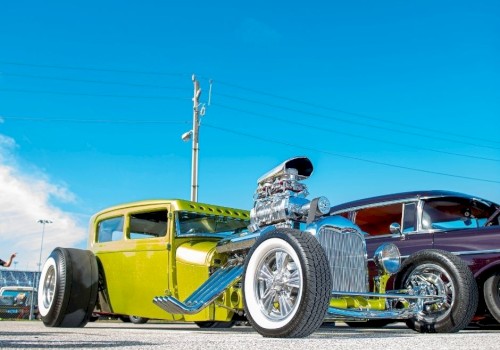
[38,157,478,337]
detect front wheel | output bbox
[395,249,478,333]
[243,228,332,338]
[38,248,99,327]
[484,273,500,323]
[130,315,149,324]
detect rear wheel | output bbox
[484,273,500,323]
[130,315,149,324]
[395,249,478,333]
[119,316,131,322]
[38,248,99,327]
[243,228,331,338]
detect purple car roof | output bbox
[329,190,497,214]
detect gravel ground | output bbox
[1,320,499,350]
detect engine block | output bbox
[249,157,329,231]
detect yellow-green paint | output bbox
[329,296,386,310]
[373,273,391,294]
[89,199,249,322]
[328,271,394,311]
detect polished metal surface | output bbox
[255,157,313,185]
[306,216,368,293]
[40,265,56,311]
[318,226,368,293]
[252,247,302,321]
[327,306,416,319]
[153,264,244,315]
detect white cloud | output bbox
[0,134,86,271]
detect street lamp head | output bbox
[181,130,193,142]
[37,219,52,224]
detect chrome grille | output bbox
[316,226,368,293]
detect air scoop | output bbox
[257,156,313,185]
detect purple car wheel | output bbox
[484,273,500,323]
[396,249,478,333]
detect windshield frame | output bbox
[174,210,249,238]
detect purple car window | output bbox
[422,197,494,230]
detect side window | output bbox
[402,203,417,232]
[422,197,494,230]
[97,216,124,243]
[129,210,168,240]
[354,203,403,235]
[337,211,351,220]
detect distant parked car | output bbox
[0,286,38,319]
[330,190,500,328]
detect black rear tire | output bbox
[395,249,478,333]
[484,273,500,323]
[38,248,99,327]
[130,315,149,324]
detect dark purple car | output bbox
[330,190,500,328]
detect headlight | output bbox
[373,243,401,275]
[317,196,330,215]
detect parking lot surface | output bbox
[1,320,499,350]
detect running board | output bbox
[153,264,244,315]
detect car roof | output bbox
[330,190,496,214]
[91,199,250,222]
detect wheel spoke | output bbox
[285,269,300,289]
[262,290,277,314]
[275,251,288,273]
[258,263,274,284]
[261,283,275,301]
[278,293,294,317]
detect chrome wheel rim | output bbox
[405,263,454,322]
[254,248,303,321]
[41,265,56,310]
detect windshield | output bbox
[176,211,249,237]
[422,197,498,230]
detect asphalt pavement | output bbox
[1,320,499,350]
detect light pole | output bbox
[30,219,52,320]
[181,74,202,202]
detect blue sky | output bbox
[0,1,499,270]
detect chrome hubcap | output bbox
[406,263,454,321]
[42,265,56,309]
[254,249,302,321]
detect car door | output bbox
[93,204,175,320]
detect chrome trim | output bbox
[330,290,446,299]
[368,249,500,263]
[327,290,446,320]
[215,226,276,253]
[256,156,313,185]
[331,198,418,216]
[327,307,415,320]
[306,216,368,293]
[452,249,500,256]
[153,264,243,315]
